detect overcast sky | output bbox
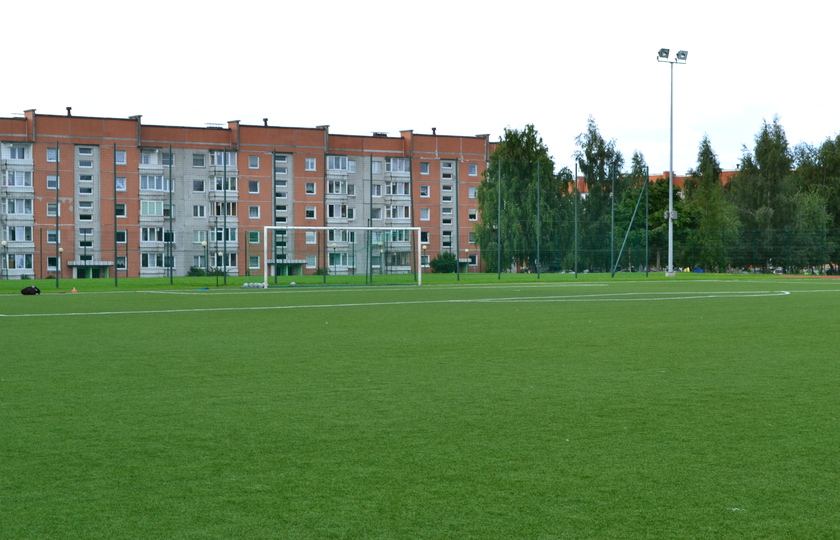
[8,1,838,175]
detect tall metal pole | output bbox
[611,163,615,276]
[666,60,676,277]
[497,162,501,280]
[574,162,579,278]
[537,161,541,279]
[223,149,228,285]
[55,142,60,288]
[168,145,174,284]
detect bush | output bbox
[430,252,457,273]
[187,266,206,277]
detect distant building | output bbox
[1,110,491,279]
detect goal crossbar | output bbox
[263,226,423,286]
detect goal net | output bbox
[262,226,423,286]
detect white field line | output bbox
[0,290,791,318]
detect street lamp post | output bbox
[57,247,63,287]
[331,243,337,277]
[657,47,688,277]
[422,244,427,272]
[465,248,470,274]
[201,241,208,278]
[1,240,8,280]
[216,251,222,287]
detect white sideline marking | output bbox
[0,290,790,318]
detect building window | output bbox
[210,150,236,167]
[249,206,260,219]
[115,150,127,165]
[348,160,356,174]
[4,253,33,270]
[371,207,382,220]
[116,203,126,217]
[193,230,207,244]
[468,186,477,199]
[6,226,34,242]
[249,230,260,244]
[306,254,317,268]
[213,202,237,217]
[442,184,452,192]
[419,185,429,198]
[79,174,93,183]
[371,161,382,174]
[468,164,478,176]
[420,231,429,243]
[249,155,260,169]
[469,231,477,243]
[116,256,127,269]
[141,252,164,268]
[305,206,316,219]
[47,147,60,162]
[276,191,287,199]
[140,175,171,191]
[140,149,158,165]
[78,160,93,169]
[249,180,259,194]
[4,199,33,215]
[328,180,346,194]
[141,227,164,242]
[420,162,430,175]
[371,184,382,197]
[305,157,317,171]
[386,157,409,172]
[79,201,93,210]
[305,182,316,195]
[442,207,453,215]
[192,180,205,192]
[116,230,127,243]
[420,208,430,221]
[327,156,347,171]
[140,200,164,216]
[47,202,60,217]
[442,161,453,169]
[193,154,205,168]
[469,209,477,221]
[4,171,33,187]
[305,231,316,244]
[214,176,237,191]
[162,152,174,166]
[249,255,260,269]
[193,205,206,218]
[116,177,126,191]
[47,174,61,189]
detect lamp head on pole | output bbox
[657,48,670,60]
[675,50,688,62]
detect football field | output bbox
[2,276,839,538]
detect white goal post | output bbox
[262,225,423,286]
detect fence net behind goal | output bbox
[262,226,422,286]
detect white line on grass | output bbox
[0,290,791,318]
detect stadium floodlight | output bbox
[657,47,688,276]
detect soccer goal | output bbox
[262,226,423,286]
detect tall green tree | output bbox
[682,135,741,271]
[574,116,624,271]
[792,135,840,229]
[475,125,561,272]
[728,117,796,268]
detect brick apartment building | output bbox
[1,109,491,280]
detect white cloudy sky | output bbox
[8,1,838,175]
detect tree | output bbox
[728,117,797,268]
[574,116,624,271]
[792,135,840,229]
[429,252,457,273]
[683,135,740,271]
[476,125,561,272]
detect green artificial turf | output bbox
[1,277,839,538]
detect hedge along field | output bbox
[1,278,839,538]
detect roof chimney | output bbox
[432,127,437,135]
[263,118,268,126]
[66,107,72,117]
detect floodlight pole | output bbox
[657,48,687,277]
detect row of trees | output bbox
[475,118,840,273]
